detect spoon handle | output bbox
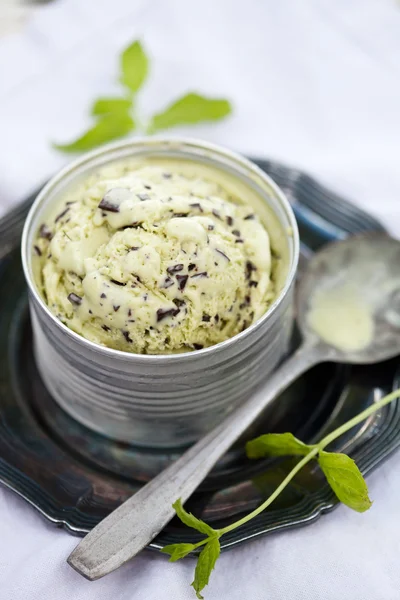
[68,342,322,581]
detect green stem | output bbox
[218,447,319,535]
[193,538,211,550]
[218,388,400,537]
[318,388,400,450]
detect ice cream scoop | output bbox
[34,163,277,354]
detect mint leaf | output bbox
[53,113,135,153]
[191,537,220,599]
[173,499,216,537]
[246,433,312,459]
[120,40,148,93]
[91,97,132,116]
[318,451,372,512]
[148,93,232,132]
[161,543,196,561]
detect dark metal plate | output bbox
[0,158,397,552]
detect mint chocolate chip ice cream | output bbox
[33,160,279,354]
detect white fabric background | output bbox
[1,0,400,598]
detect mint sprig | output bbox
[53,40,232,153]
[147,93,232,133]
[318,451,372,512]
[163,387,400,597]
[53,113,135,153]
[191,537,220,599]
[120,40,149,94]
[246,431,312,458]
[173,499,216,536]
[91,97,132,116]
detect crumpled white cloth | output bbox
[0,1,400,598]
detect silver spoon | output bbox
[68,232,400,580]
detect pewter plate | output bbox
[0,158,398,552]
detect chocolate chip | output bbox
[214,314,219,323]
[241,320,249,332]
[55,207,70,223]
[235,239,244,244]
[100,293,107,298]
[127,309,132,317]
[232,230,241,237]
[121,222,141,230]
[193,343,203,350]
[88,309,93,315]
[161,277,174,289]
[66,201,76,206]
[173,213,189,218]
[202,314,211,322]
[137,193,150,201]
[110,279,126,286]
[215,249,230,262]
[144,185,152,190]
[134,275,142,283]
[249,280,258,288]
[67,293,82,306]
[245,260,256,280]
[226,216,234,226]
[176,274,188,291]
[69,271,82,281]
[98,198,120,213]
[130,246,140,251]
[156,307,180,322]
[239,296,251,310]
[188,263,196,271]
[271,249,282,260]
[33,245,42,256]
[113,305,120,312]
[39,224,52,240]
[163,173,172,179]
[167,264,184,274]
[191,272,208,279]
[173,298,185,308]
[102,325,111,332]
[208,224,215,231]
[189,203,203,212]
[244,214,255,220]
[122,330,133,343]
[212,209,221,220]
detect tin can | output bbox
[21,138,299,448]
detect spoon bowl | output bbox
[297,233,400,364]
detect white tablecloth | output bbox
[1,1,400,598]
